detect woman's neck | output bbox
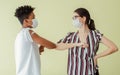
[79,24,90,33]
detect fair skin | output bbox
[74,12,118,67]
[23,12,56,54]
[55,14,89,49]
[55,42,88,50]
[56,12,118,67]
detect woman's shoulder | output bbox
[67,31,77,36]
[91,29,102,34]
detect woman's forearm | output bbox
[95,47,118,59]
[95,36,118,59]
[55,43,82,50]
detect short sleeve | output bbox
[95,30,103,42]
[25,28,33,42]
[57,32,73,43]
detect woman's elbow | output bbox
[113,47,118,52]
[111,46,118,53]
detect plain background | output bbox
[0,0,120,75]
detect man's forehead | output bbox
[29,12,35,18]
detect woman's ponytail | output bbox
[88,19,96,30]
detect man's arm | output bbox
[39,46,44,55]
[29,30,56,49]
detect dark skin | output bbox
[39,46,44,55]
[23,12,56,55]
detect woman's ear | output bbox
[82,16,86,24]
[83,16,86,22]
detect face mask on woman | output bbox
[32,19,38,28]
[73,18,83,28]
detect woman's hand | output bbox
[82,43,89,48]
[77,42,89,48]
[94,56,98,67]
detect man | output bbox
[14,5,56,75]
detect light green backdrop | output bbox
[0,0,120,75]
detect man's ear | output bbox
[23,19,29,26]
[23,19,28,24]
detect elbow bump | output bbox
[51,45,57,49]
[48,45,56,49]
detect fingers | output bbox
[39,46,44,55]
[81,43,89,48]
[94,56,98,68]
[40,49,44,52]
[40,49,44,55]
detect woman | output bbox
[55,8,118,75]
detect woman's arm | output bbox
[94,36,118,66]
[95,36,118,58]
[55,42,88,50]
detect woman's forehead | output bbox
[73,12,79,16]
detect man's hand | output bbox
[39,46,44,55]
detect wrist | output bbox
[76,42,83,46]
[94,55,99,59]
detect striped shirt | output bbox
[58,30,103,75]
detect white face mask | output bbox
[32,19,38,28]
[72,18,82,28]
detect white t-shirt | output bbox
[14,28,40,75]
